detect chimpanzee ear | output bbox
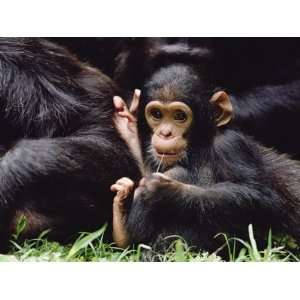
[210,91,233,127]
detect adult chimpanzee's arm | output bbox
[0,132,140,209]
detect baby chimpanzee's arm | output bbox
[113,89,144,173]
[111,90,144,247]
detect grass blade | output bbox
[66,225,107,260]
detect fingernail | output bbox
[135,89,141,97]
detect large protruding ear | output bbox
[210,91,233,127]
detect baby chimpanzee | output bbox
[111,64,300,252]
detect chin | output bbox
[155,153,181,166]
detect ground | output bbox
[1,223,299,262]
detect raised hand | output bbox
[113,89,144,173]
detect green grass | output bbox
[0,224,299,262]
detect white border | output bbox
[0,263,299,299]
[1,0,300,36]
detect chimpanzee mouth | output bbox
[146,145,187,169]
[157,152,180,156]
[155,150,183,159]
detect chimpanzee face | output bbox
[142,64,233,168]
[145,100,193,166]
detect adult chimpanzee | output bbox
[110,63,300,252]
[0,38,141,250]
[111,37,300,159]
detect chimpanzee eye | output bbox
[150,108,163,120]
[174,110,187,122]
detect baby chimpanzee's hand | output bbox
[113,90,139,141]
[110,177,135,248]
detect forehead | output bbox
[149,85,185,102]
[144,64,203,105]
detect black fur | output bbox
[111,38,300,158]
[124,63,300,252]
[0,38,141,248]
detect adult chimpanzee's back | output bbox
[0,38,141,249]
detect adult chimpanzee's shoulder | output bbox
[0,38,78,71]
[0,38,115,90]
[229,79,300,158]
[0,38,118,137]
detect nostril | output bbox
[159,131,172,138]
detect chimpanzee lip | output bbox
[155,150,182,157]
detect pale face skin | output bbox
[145,101,193,166]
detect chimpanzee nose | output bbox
[158,126,173,139]
[159,131,172,138]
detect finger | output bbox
[114,190,128,203]
[117,111,136,122]
[130,89,140,114]
[153,172,164,176]
[110,183,124,192]
[111,184,120,192]
[129,89,141,115]
[113,192,124,203]
[113,96,129,112]
[122,177,135,186]
[152,172,170,180]
[116,177,135,187]
[113,95,136,123]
